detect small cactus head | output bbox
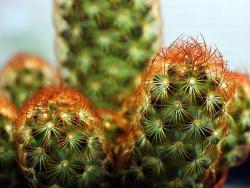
[14,86,109,187]
[0,95,18,185]
[127,37,234,187]
[0,53,59,106]
[221,72,250,168]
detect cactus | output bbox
[220,72,250,168]
[0,53,59,107]
[96,106,137,187]
[14,86,110,187]
[97,109,128,143]
[54,0,162,109]
[121,38,234,187]
[0,95,24,187]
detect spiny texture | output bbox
[0,95,20,187]
[97,107,137,186]
[123,38,234,188]
[97,109,128,143]
[54,0,162,109]
[0,53,59,107]
[220,72,250,168]
[14,86,110,188]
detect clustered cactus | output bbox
[54,0,162,109]
[0,95,20,187]
[121,39,234,188]
[14,86,110,187]
[0,53,59,107]
[220,72,250,168]
[1,0,250,187]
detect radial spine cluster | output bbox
[14,86,110,188]
[122,38,234,188]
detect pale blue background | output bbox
[0,0,250,71]
[0,0,250,187]
[0,0,250,72]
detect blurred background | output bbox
[0,0,250,72]
[0,0,249,187]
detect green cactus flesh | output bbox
[3,68,50,106]
[122,39,234,188]
[221,73,250,168]
[55,0,161,109]
[15,86,110,188]
[0,118,16,186]
[0,97,26,187]
[0,54,58,107]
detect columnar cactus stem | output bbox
[122,38,234,188]
[14,86,110,187]
[0,53,59,106]
[54,0,162,109]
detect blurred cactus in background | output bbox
[0,95,22,187]
[220,72,250,168]
[0,53,59,107]
[121,38,234,187]
[54,0,162,109]
[14,86,111,187]
[1,0,250,187]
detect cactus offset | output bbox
[0,53,59,106]
[54,0,162,109]
[220,72,250,168]
[97,109,128,143]
[122,38,234,187]
[97,107,137,187]
[14,86,110,187]
[0,95,23,187]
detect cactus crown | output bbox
[0,96,18,185]
[14,86,110,187]
[54,0,161,109]
[123,38,234,187]
[221,72,250,167]
[0,53,58,106]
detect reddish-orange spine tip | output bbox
[137,37,235,104]
[15,85,101,130]
[0,94,18,121]
[231,71,250,85]
[0,53,60,86]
